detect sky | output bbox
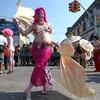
[0,0,95,43]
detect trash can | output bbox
[93,51,100,72]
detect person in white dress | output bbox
[3,28,15,74]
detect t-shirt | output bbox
[0,35,7,45]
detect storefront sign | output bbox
[0,21,19,36]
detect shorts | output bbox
[0,53,4,64]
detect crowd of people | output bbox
[0,39,61,74]
[14,43,60,66]
[69,35,100,71]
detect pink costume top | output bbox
[33,22,52,48]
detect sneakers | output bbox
[41,86,47,95]
[0,71,2,74]
[41,90,47,95]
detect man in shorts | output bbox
[0,30,7,74]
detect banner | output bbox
[0,21,19,36]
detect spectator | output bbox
[3,44,9,70]
[92,35,100,71]
[3,28,15,74]
[0,30,7,74]
[14,44,20,66]
[50,46,60,66]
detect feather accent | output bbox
[13,6,34,31]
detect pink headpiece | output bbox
[3,28,13,36]
[34,7,47,24]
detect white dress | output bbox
[8,36,15,52]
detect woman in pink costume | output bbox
[3,28,15,74]
[14,7,58,100]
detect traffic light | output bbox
[69,3,72,12]
[68,0,80,13]
[69,2,75,12]
[71,2,76,12]
[76,1,80,11]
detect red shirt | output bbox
[4,48,8,56]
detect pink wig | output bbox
[34,7,47,24]
[3,28,13,36]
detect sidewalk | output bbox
[0,66,100,100]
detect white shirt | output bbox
[0,35,7,45]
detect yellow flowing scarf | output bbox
[59,39,95,97]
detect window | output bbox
[83,22,86,31]
[90,15,94,27]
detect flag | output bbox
[16,0,21,7]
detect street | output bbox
[0,66,100,100]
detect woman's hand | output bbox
[45,27,52,33]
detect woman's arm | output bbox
[13,19,34,37]
[18,24,34,37]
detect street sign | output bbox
[0,20,19,36]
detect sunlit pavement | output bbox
[0,65,100,100]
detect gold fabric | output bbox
[59,39,95,97]
[13,6,34,31]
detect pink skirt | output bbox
[31,46,52,86]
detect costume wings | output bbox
[13,6,34,31]
[59,38,95,97]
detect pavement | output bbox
[0,65,100,100]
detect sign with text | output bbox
[0,21,19,36]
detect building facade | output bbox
[66,0,100,41]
